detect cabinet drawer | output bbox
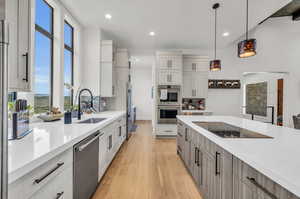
[9,149,73,199]
[233,157,299,199]
[30,166,73,199]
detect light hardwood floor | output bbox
[92,121,203,199]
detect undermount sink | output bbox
[77,118,107,124]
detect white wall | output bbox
[207,17,300,127]
[131,56,154,120]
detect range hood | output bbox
[271,0,300,21]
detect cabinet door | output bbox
[191,142,200,186]
[193,72,208,98]
[7,0,19,90]
[18,0,31,91]
[169,71,182,85]
[183,128,191,170]
[101,41,113,62]
[158,56,182,71]
[98,134,107,181]
[183,72,193,98]
[101,62,114,97]
[201,152,221,199]
[158,70,169,85]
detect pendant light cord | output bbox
[246,0,249,39]
[214,7,217,59]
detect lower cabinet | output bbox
[179,124,233,199]
[9,149,73,199]
[99,115,127,181]
[30,166,73,199]
[178,122,300,199]
[183,127,191,170]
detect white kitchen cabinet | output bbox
[156,51,182,86]
[9,149,73,199]
[100,40,116,97]
[183,56,209,72]
[98,132,108,181]
[82,28,101,95]
[100,62,115,97]
[7,0,32,91]
[156,124,177,137]
[30,166,73,199]
[158,70,182,85]
[183,71,208,98]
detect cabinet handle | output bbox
[119,126,122,137]
[185,129,188,141]
[215,152,221,176]
[177,145,182,152]
[197,148,200,167]
[34,162,64,184]
[167,60,172,68]
[55,191,64,199]
[22,53,29,82]
[77,132,102,152]
[194,147,197,164]
[246,177,278,199]
[192,63,196,71]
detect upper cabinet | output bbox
[182,56,209,98]
[100,40,116,97]
[7,0,33,92]
[156,51,182,85]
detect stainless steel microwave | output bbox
[157,106,181,124]
[157,85,181,106]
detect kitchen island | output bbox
[8,111,126,199]
[177,115,300,199]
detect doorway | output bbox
[277,79,284,126]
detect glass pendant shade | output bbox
[210,59,221,71]
[238,38,257,58]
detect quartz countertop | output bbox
[177,115,300,197]
[8,111,126,184]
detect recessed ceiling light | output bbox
[149,31,156,36]
[222,32,230,37]
[105,14,112,19]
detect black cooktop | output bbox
[193,122,273,139]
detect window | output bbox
[64,21,74,110]
[34,0,53,113]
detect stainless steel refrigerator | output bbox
[0,0,9,198]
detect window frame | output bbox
[34,0,54,111]
[64,20,74,108]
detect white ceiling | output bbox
[60,0,291,51]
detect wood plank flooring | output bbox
[92,121,202,199]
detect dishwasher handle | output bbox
[77,132,103,152]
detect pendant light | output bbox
[238,0,257,58]
[210,3,221,71]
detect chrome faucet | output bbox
[78,88,94,120]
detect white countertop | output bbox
[8,111,126,184]
[177,115,300,197]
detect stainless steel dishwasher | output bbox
[74,131,103,199]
